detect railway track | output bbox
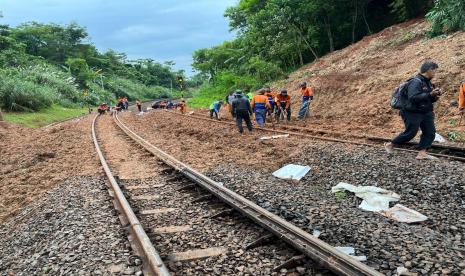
[166,110,465,162]
[91,113,383,275]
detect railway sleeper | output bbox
[245,233,274,250]
[273,255,307,272]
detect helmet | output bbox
[300,81,307,87]
[219,100,223,104]
[234,90,243,97]
[258,89,265,95]
[280,89,288,95]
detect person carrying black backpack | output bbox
[385,61,442,160]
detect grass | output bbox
[3,104,88,128]
[188,87,225,109]
[335,191,348,201]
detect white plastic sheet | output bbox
[272,164,311,181]
[260,134,289,140]
[331,182,400,212]
[434,133,447,143]
[381,204,428,223]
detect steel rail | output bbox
[114,112,382,276]
[166,110,465,162]
[91,115,170,276]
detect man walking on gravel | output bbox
[231,90,253,134]
[385,61,442,160]
[297,82,314,120]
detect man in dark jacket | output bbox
[231,90,253,134]
[385,61,442,160]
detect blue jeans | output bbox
[298,100,310,119]
[254,109,266,126]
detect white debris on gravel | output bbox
[0,176,141,275]
[272,164,311,181]
[381,204,428,223]
[331,182,400,212]
[206,141,465,275]
[259,134,290,140]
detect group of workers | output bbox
[207,82,314,134]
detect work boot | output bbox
[416,152,438,160]
[384,142,394,154]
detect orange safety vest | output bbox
[250,94,271,111]
[276,94,291,109]
[459,83,465,109]
[300,87,314,97]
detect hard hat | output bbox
[300,81,307,87]
[281,89,288,95]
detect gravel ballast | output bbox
[206,143,465,276]
[0,176,141,275]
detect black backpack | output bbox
[390,77,420,110]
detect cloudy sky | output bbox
[1,0,237,75]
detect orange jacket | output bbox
[459,83,465,110]
[179,102,187,113]
[300,87,314,97]
[276,94,291,109]
[250,94,271,111]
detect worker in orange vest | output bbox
[459,82,465,112]
[297,82,314,119]
[276,89,291,122]
[264,86,276,116]
[250,89,271,126]
[178,99,187,114]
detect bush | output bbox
[0,65,80,111]
[189,71,261,108]
[0,75,55,111]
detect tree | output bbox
[427,0,465,36]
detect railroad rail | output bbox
[91,115,170,276]
[166,110,465,162]
[113,112,382,276]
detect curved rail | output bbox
[91,115,170,276]
[166,110,465,162]
[114,112,382,276]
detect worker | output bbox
[209,100,223,120]
[264,86,276,116]
[97,103,109,115]
[178,99,187,114]
[276,89,292,122]
[123,97,129,110]
[297,82,314,120]
[225,92,235,118]
[459,81,465,112]
[385,61,441,160]
[250,89,271,126]
[231,90,253,134]
[136,100,142,113]
[117,98,125,110]
[246,91,253,101]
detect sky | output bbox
[0,0,237,75]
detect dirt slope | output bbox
[0,117,99,222]
[277,19,465,139]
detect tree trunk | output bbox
[362,2,372,34]
[289,21,319,60]
[324,16,334,52]
[352,0,358,44]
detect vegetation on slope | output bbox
[0,18,196,114]
[190,0,465,107]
